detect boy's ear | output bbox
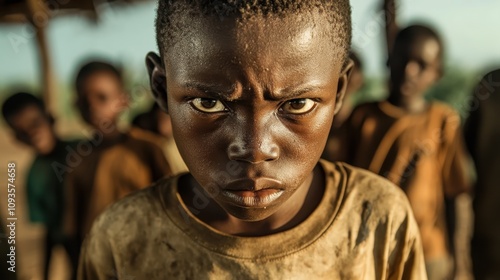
[334,59,355,114]
[146,52,169,113]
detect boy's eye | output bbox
[191,98,227,113]
[280,99,316,114]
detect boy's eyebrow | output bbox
[181,82,237,99]
[270,84,324,100]
[181,81,324,100]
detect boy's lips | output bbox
[221,189,284,207]
[221,178,284,207]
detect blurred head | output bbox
[2,92,57,155]
[147,0,352,221]
[75,61,128,131]
[389,25,443,98]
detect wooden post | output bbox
[26,0,58,116]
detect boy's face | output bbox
[149,13,351,221]
[390,37,441,97]
[8,105,56,155]
[77,72,127,130]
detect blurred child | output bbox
[323,50,364,161]
[2,92,79,280]
[132,103,188,174]
[464,69,500,280]
[64,62,171,251]
[338,12,470,280]
[77,1,427,279]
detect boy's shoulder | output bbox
[324,160,412,213]
[106,128,166,160]
[347,101,383,126]
[428,100,460,118]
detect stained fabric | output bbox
[78,161,426,280]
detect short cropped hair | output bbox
[2,92,45,124]
[155,0,352,65]
[75,61,123,95]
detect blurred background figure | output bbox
[332,1,472,279]
[1,93,79,279]
[323,50,364,160]
[132,103,188,174]
[63,61,171,260]
[464,69,500,280]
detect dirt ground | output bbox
[0,120,475,279]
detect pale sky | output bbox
[0,0,499,94]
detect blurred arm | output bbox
[77,231,116,280]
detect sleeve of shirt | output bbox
[389,194,428,280]
[77,229,116,280]
[400,217,427,280]
[26,161,48,223]
[441,111,472,197]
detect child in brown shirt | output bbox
[64,61,170,251]
[77,1,427,279]
[331,13,470,280]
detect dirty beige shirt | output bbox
[78,161,426,280]
[335,101,470,260]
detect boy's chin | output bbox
[399,83,425,98]
[224,203,280,222]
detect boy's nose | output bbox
[227,118,280,164]
[405,60,420,78]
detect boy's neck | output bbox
[387,91,428,114]
[39,136,62,156]
[95,129,125,146]
[181,165,326,237]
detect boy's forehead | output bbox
[396,35,440,54]
[397,37,441,63]
[79,71,123,93]
[164,13,344,91]
[170,14,338,56]
[8,104,45,126]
